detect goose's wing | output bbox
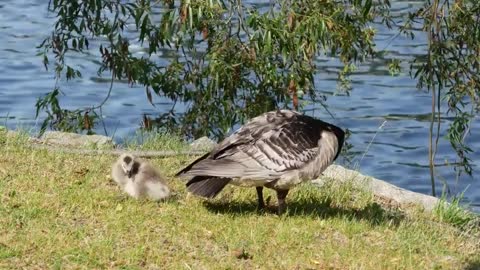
[177,111,339,179]
[236,114,329,177]
[175,111,286,177]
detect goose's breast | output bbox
[299,131,339,179]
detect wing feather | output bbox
[176,110,344,181]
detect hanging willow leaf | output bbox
[83,111,92,130]
[146,87,155,107]
[142,113,152,131]
[180,4,187,24]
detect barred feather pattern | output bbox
[176,110,345,195]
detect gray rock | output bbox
[39,131,114,148]
[2,129,29,140]
[313,164,441,212]
[190,136,217,151]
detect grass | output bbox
[434,194,479,228]
[0,130,479,269]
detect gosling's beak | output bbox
[127,170,133,178]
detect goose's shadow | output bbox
[203,197,405,226]
[464,261,480,270]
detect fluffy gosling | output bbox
[111,153,171,200]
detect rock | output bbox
[1,129,35,142]
[190,136,216,151]
[313,165,441,212]
[39,131,114,148]
[3,129,18,137]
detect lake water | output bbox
[0,0,479,212]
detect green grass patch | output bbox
[122,131,190,152]
[434,194,480,228]
[0,131,479,269]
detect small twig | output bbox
[357,120,387,168]
[92,69,115,110]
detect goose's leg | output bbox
[256,187,265,210]
[276,189,289,215]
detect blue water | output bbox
[0,0,478,212]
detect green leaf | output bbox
[363,0,372,18]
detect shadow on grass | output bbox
[203,197,405,226]
[464,260,480,270]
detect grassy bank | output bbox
[0,131,479,269]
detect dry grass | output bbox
[0,130,479,269]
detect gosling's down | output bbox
[111,153,171,201]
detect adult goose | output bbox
[176,109,345,214]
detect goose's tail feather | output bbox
[175,152,210,177]
[186,176,231,198]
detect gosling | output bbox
[111,153,171,201]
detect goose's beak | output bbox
[127,170,133,178]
